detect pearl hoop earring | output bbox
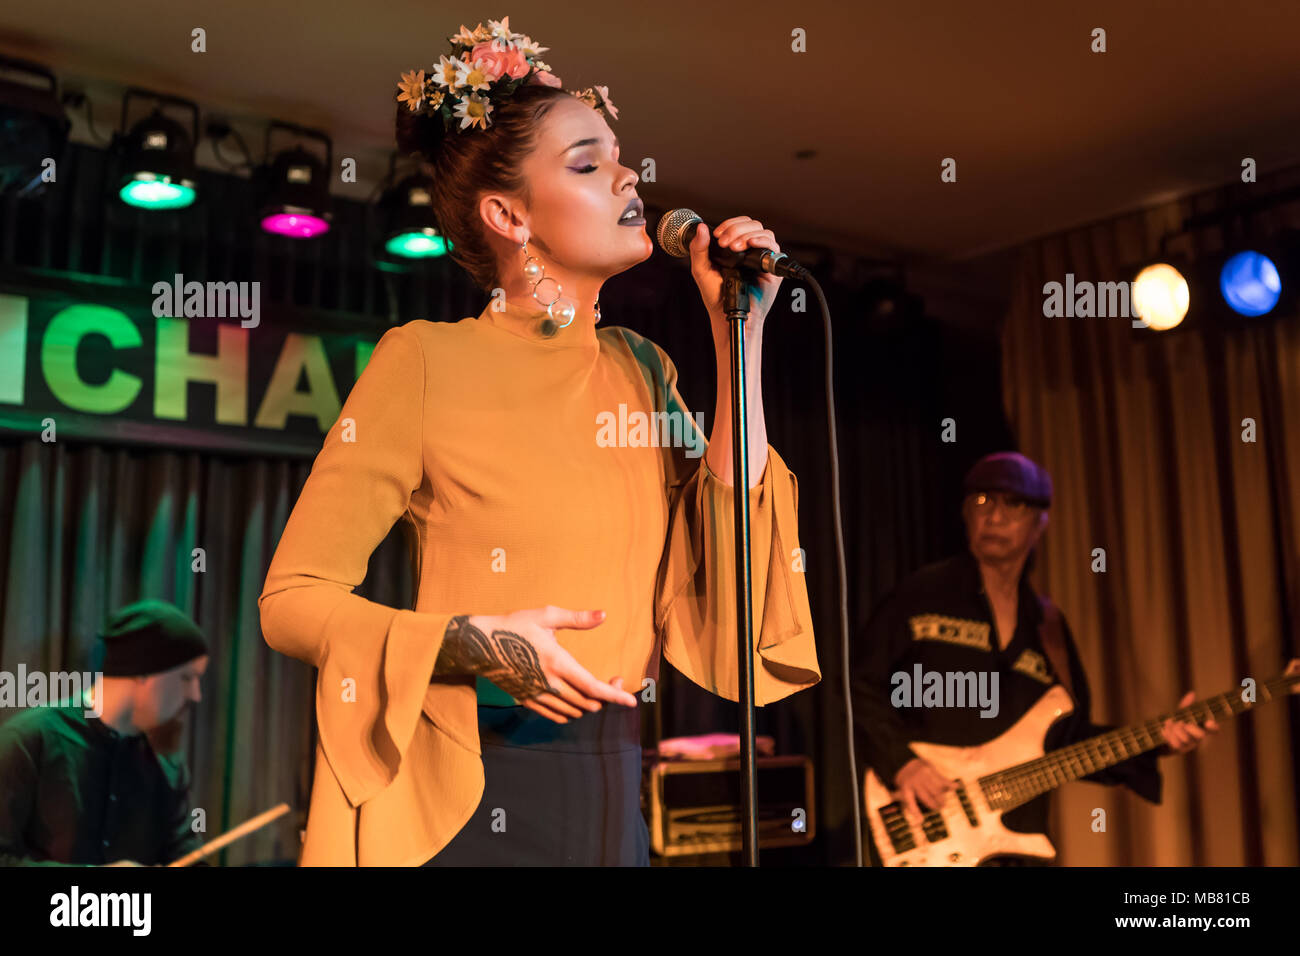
[520,239,598,337]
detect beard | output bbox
[146,707,189,756]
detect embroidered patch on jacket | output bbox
[1012,648,1054,684]
[908,614,992,651]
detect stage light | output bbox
[0,56,71,196]
[260,209,330,239]
[379,172,452,260]
[120,176,197,210]
[113,91,200,210]
[1219,250,1281,317]
[258,147,331,237]
[256,123,333,238]
[1132,263,1189,331]
[385,230,450,258]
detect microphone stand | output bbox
[720,267,760,867]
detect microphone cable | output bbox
[805,274,863,866]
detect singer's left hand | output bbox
[687,216,783,336]
[1158,691,1220,756]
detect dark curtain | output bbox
[0,142,1012,865]
[1002,167,1300,865]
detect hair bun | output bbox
[394,100,447,164]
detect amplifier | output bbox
[644,755,815,856]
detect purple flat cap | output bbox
[962,451,1053,508]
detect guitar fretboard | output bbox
[978,671,1297,812]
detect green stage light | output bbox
[376,171,452,263]
[112,94,200,211]
[119,174,197,209]
[385,229,451,258]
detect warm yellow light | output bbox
[1132,263,1189,330]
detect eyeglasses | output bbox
[967,491,1034,519]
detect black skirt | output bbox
[423,703,650,866]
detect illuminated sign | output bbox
[0,290,380,457]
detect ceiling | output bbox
[3,0,1299,275]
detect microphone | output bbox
[656,208,809,279]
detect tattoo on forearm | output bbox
[434,615,559,700]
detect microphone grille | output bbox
[656,207,701,259]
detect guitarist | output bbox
[850,451,1217,865]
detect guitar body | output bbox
[864,684,1074,866]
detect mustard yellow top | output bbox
[258,298,820,866]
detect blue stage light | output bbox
[1219,251,1281,317]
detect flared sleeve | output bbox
[621,329,821,704]
[258,323,458,809]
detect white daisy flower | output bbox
[488,17,522,42]
[432,54,465,89]
[515,35,550,57]
[453,93,494,130]
[454,57,493,92]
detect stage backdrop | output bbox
[1002,165,1300,866]
[0,141,1011,865]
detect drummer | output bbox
[0,599,208,866]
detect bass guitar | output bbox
[864,660,1299,866]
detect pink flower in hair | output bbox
[594,85,619,120]
[532,69,562,88]
[471,39,530,81]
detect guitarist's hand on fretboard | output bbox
[894,757,954,822]
[1157,690,1222,756]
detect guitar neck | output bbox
[981,670,1298,812]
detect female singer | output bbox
[258,16,820,866]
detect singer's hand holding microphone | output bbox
[656,208,810,334]
[689,216,783,330]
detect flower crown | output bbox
[396,16,618,134]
